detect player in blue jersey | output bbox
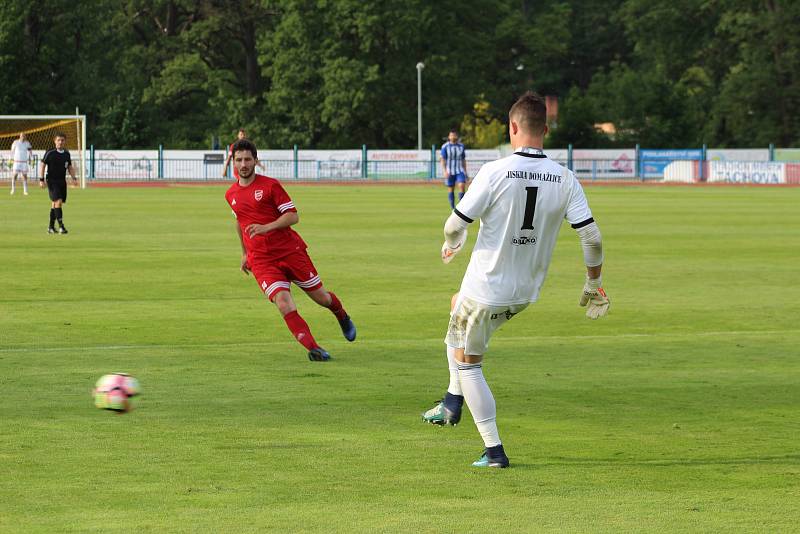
[440,130,468,209]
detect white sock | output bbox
[446,345,462,396]
[458,363,501,447]
[22,180,28,193]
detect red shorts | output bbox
[251,250,323,300]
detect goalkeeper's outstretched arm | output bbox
[576,221,610,319]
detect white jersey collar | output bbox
[514,147,544,156]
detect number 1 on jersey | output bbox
[521,186,538,230]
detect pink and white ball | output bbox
[93,373,141,413]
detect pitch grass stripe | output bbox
[2,329,798,354]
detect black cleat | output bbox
[58,226,68,234]
[338,315,356,342]
[472,444,510,468]
[308,347,331,362]
[47,227,56,234]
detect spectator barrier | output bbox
[2,145,797,184]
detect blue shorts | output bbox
[445,173,467,187]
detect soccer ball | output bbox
[93,373,141,413]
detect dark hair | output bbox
[232,139,257,159]
[509,91,547,134]
[238,128,246,134]
[54,132,66,139]
[449,129,459,135]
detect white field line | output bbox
[1,329,799,354]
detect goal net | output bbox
[0,115,87,188]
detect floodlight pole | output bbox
[416,62,425,150]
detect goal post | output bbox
[0,114,87,188]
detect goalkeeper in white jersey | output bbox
[422,92,610,468]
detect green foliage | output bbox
[0,0,798,148]
[705,2,800,146]
[95,92,150,148]
[546,88,609,148]
[579,0,800,147]
[459,100,507,149]
[587,63,696,146]
[490,1,573,103]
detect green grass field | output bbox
[1,184,799,533]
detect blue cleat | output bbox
[338,315,356,342]
[308,347,331,362]
[472,444,509,468]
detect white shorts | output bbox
[445,294,529,356]
[12,162,28,174]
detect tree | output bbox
[459,99,507,149]
[1,0,796,149]
[260,0,496,148]
[706,1,800,146]
[546,88,610,148]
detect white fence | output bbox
[663,161,800,184]
[3,147,799,183]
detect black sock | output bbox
[487,443,506,457]
[49,209,56,228]
[55,207,63,226]
[443,391,464,412]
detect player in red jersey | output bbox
[225,139,356,361]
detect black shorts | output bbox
[47,180,67,202]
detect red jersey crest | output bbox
[224,175,306,261]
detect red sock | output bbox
[283,310,318,350]
[326,292,347,321]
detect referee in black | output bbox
[39,132,77,234]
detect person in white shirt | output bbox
[10,132,32,195]
[421,92,611,468]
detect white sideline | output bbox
[1,329,798,354]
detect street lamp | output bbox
[416,62,425,150]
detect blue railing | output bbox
[82,157,646,182]
[6,144,792,183]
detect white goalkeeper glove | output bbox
[441,241,462,264]
[580,276,610,319]
[441,229,467,264]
